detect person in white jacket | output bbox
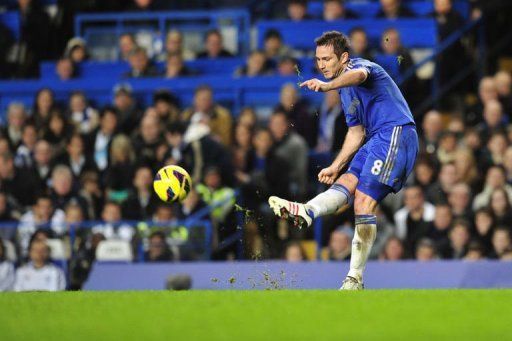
[14,239,66,292]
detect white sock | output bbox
[347,215,377,283]
[306,184,352,218]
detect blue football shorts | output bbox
[346,123,418,202]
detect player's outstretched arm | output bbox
[318,125,365,184]
[300,69,368,92]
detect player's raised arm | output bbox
[300,69,368,92]
[318,124,365,184]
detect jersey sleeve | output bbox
[344,108,362,127]
[349,59,372,80]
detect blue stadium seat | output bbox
[257,19,437,51]
[0,11,20,40]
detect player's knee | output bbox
[336,173,358,194]
[353,193,377,215]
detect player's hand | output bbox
[318,165,340,185]
[300,79,331,92]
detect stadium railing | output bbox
[73,9,251,58]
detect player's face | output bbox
[315,45,346,80]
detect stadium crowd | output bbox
[1,0,512,291]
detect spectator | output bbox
[235,50,273,77]
[54,134,98,180]
[127,0,163,11]
[237,128,291,209]
[277,56,299,76]
[0,22,14,78]
[275,83,317,147]
[14,123,37,168]
[0,237,15,291]
[55,58,76,81]
[413,158,436,190]
[237,107,258,129]
[144,231,173,262]
[287,0,311,21]
[323,0,358,21]
[494,71,512,115]
[64,37,88,64]
[489,227,511,259]
[10,0,52,78]
[42,109,72,154]
[324,226,353,261]
[439,220,471,259]
[316,90,345,153]
[448,183,473,220]
[504,146,512,183]
[477,100,507,144]
[426,204,452,245]
[196,29,233,59]
[376,0,414,19]
[284,241,306,262]
[453,148,479,187]
[67,91,99,134]
[49,165,89,217]
[164,53,193,78]
[420,110,444,155]
[14,239,66,291]
[349,27,373,61]
[118,33,137,61]
[394,185,435,254]
[0,152,39,207]
[379,236,405,261]
[415,239,438,261]
[79,171,104,220]
[0,191,17,224]
[263,29,293,60]
[123,47,158,78]
[122,166,159,220]
[132,114,164,170]
[31,88,56,130]
[153,90,181,125]
[473,208,494,254]
[92,201,134,241]
[163,122,187,166]
[85,107,118,173]
[488,188,512,227]
[464,241,485,261]
[112,83,143,134]
[484,132,508,169]
[436,131,458,164]
[465,77,499,126]
[182,85,233,146]
[473,166,512,210]
[158,30,195,62]
[431,0,467,91]
[104,134,136,201]
[1,102,27,150]
[269,111,308,199]
[232,122,253,175]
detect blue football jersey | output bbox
[338,58,415,137]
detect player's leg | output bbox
[268,145,366,229]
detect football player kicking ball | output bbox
[268,31,418,290]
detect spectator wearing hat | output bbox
[64,37,88,64]
[14,239,66,292]
[196,29,233,59]
[123,47,158,78]
[112,83,143,134]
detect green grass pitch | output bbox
[1,290,512,340]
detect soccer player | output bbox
[268,31,418,290]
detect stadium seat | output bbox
[46,239,69,260]
[96,240,133,262]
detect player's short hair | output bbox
[314,31,350,59]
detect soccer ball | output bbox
[153,165,192,203]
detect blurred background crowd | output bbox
[1,0,512,291]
